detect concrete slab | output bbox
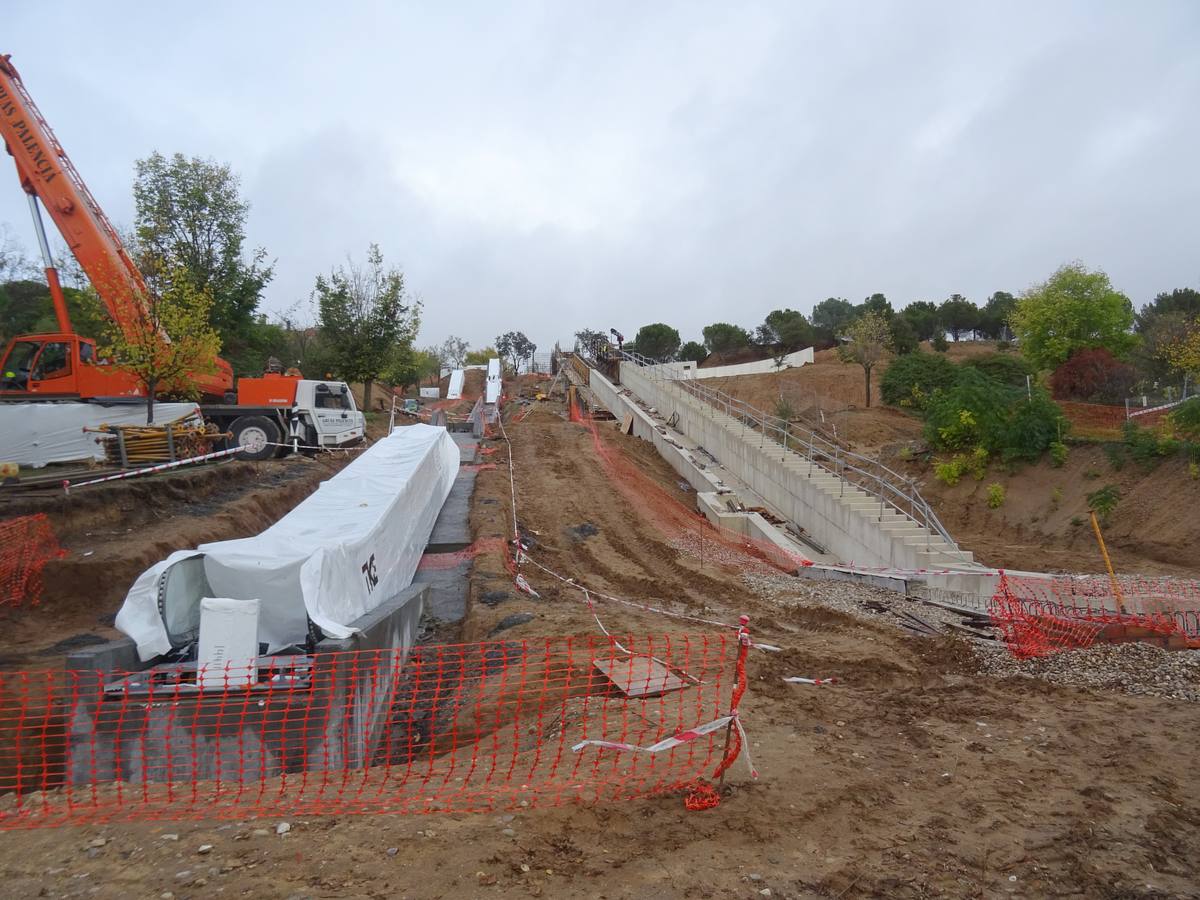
[411,557,472,622]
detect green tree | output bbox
[702,322,751,355]
[98,267,222,424]
[979,291,1016,340]
[900,300,940,342]
[1161,316,1200,378]
[889,313,919,355]
[857,293,893,318]
[133,151,274,373]
[465,346,498,365]
[938,294,979,341]
[811,297,856,335]
[1135,287,1200,333]
[440,335,469,369]
[837,310,892,407]
[496,331,536,372]
[755,308,814,353]
[677,340,707,364]
[315,243,419,410]
[631,322,681,360]
[573,328,607,357]
[1010,262,1136,371]
[0,279,109,344]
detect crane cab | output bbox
[0,332,143,399]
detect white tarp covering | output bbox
[0,401,201,468]
[116,423,459,660]
[446,369,465,400]
[419,387,440,399]
[485,358,501,404]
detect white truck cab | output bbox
[291,380,366,450]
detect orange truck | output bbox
[0,54,363,460]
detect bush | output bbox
[932,333,949,352]
[1049,441,1068,467]
[1087,484,1120,521]
[1123,419,1177,467]
[962,353,1033,388]
[1050,348,1136,403]
[934,457,966,486]
[1168,397,1200,441]
[923,368,1065,462]
[986,483,1005,508]
[968,446,988,480]
[880,351,959,410]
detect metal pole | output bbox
[165,425,175,463]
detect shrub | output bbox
[986,483,1005,508]
[932,333,949,352]
[1104,443,1126,470]
[1070,515,1085,527]
[1123,420,1177,468]
[963,353,1033,388]
[1050,486,1063,506]
[924,367,1063,461]
[880,351,958,410]
[1049,441,1068,467]
[1050,348,1136,403]
[1168,397,1200,441]
[934,457,966,486]
[1191,461,1199,480]
[969,446,989,480]
[1086,484,1120,521]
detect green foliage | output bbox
[632,322,681,360]
[962,353,1033,388]
[969,446,989,480]
[1070,515,1085,527]
[1051,486,1063,506]
[811,297,856,335]
[857,293,892,318]
[1010,262,1136,370]
[701,322,751,355]
[98,268,221,423]
[931,332,949,352]
[1122,419,1177,468]
[1168,397,1200,441]
[880,351,958,410]
[1049,441,1068,467]
[465,346,497,365]
[773,395,797,422]
[315,243,419,410]
[899,300,940,342]
[0,280,111,345]
[986,483,1006,509]
[1086,484,1120,521]
[677,340,708,364]
[1135,287,1200,333]
[888,314,919,355]
[923,367,1065,462]
[837,311,893,407]
[1190,461,1199,480]
[133,151,273,372]
[938,294,979,341]
[755,309,813,353]
[1104,443,1126,470]
[978,291,1016,340]
[934,457,965,486]
[496,331,536,371]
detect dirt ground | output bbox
[0,387,1197,898]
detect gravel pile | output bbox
[977,641,1200,702]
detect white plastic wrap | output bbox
[485,358,501,404]
[0,401,201,468]
[446,369,465,400]
[116,424,460,660]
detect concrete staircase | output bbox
[618,361,980,572]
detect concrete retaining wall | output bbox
[691,347,814,379]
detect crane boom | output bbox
[0,53,233,400]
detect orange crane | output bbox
[0,53,234,401]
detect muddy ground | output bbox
[0,386,1197,898]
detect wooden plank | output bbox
[620,412,634,434]
[594,656,687,698]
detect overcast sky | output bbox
[3,1,1198,352]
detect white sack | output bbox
[0,401,201,468]
[116,424,459,660]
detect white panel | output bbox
[485,358,501,404]
[446,369,465,400]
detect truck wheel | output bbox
[230,415,281,461]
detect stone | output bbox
[197,845,213,855]
[276,822,291,836]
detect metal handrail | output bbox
[613,347,959,550]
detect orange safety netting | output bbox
[0,633,743,829]
[571,406,811,575]
[0,514,66,608]
[988,571,1200,658]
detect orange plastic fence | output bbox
[989,571,1200,658]
[0,633,740,829]
[571,407,811,574]
[0,514,66,608]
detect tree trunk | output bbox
[146,377,157,424]
[864,365,872,408]
[363,379,373,411]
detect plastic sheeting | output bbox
[115,424,460,660]
[485,358,501,404]
[446,369,465,400]
[0,401,201,468]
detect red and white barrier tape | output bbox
[64,446,242,493]
[782,676,838,685]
